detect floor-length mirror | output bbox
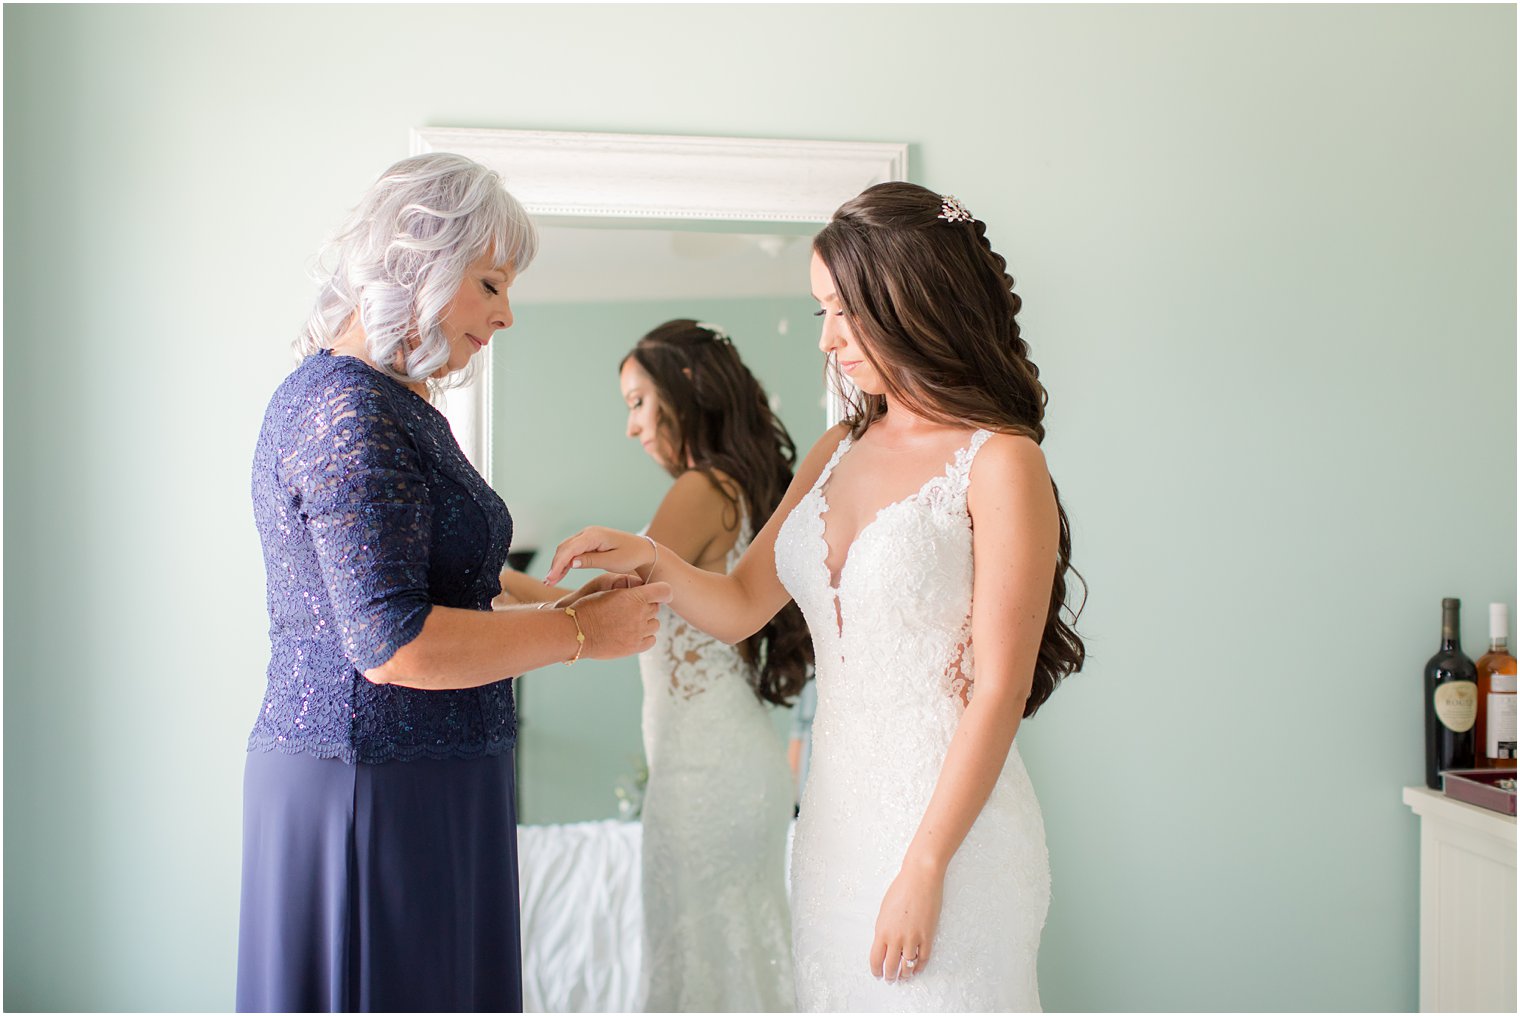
[416,127,907,827]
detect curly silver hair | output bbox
[297,152,538,388]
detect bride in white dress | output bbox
[546,185,1085,1012]
[504,319,808,1011]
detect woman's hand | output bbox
[552,571,644,609]
[869,862,945,983]
[569,581,672,659]
[544,527,654,585]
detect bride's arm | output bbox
[869,432,1058,982]
[545,424,850,642]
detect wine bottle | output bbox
[1474,602,1517,768]
[1424,597,1478,789]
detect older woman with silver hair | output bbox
[237,153,670,1012]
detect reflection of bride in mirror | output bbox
[500,319,811,1011]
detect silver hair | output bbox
[297,152,538,389]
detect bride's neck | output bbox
[873,393,952,438]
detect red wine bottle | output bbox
[1424,597,1478,789]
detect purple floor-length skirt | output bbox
[237,749,522,1012]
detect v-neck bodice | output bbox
[814,429,994,592]
[776,428,992,660]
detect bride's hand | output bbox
[544,527,653,585]
[869,863,944,982]
[553,571,644,609]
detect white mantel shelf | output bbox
[1402,785,1516,1013]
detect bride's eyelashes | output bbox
[812,308,846,317]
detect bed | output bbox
[518,821,644,1012]
[517,819,796,1012]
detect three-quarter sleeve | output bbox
[283,374,434,673]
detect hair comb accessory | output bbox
[938,194,974,224]
[695,322,733,345]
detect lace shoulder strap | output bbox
[812,431,854,491]
[946,428,995,492]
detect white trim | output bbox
[412,127,907,225]
[410,127,910,474]
[435,365,491,493]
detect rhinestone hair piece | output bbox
[938,194,974,224]
[694,321,732,344]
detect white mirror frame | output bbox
[410,127,910,483]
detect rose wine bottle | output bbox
[1424,597,1478,789]
[1474,602,1517,768]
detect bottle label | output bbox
[1487,691,1517,759]
[1433,681,1478,733]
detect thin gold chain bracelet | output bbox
[561,605,585,665]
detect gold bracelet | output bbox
[561,605,585,665]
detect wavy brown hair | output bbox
[813,182,1085,717]
[623,319,813,706]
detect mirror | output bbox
[413,128,908,822]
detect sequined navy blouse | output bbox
[249,351,515,764]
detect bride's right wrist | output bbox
[902,846,950,880]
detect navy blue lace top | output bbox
[249,351,515,764]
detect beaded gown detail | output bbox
[638,514,796,1012]
[774,429,1050,1013]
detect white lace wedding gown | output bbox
[638,516,796,1012]
[774,429,1051,1012]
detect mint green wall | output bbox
[4,4,1513,1012]
[491,295,823,824]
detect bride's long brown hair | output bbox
[624,319,813,706]
[813,182,1085,717]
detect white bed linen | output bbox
[518,820,796,1013]
[519,820,645,1013]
